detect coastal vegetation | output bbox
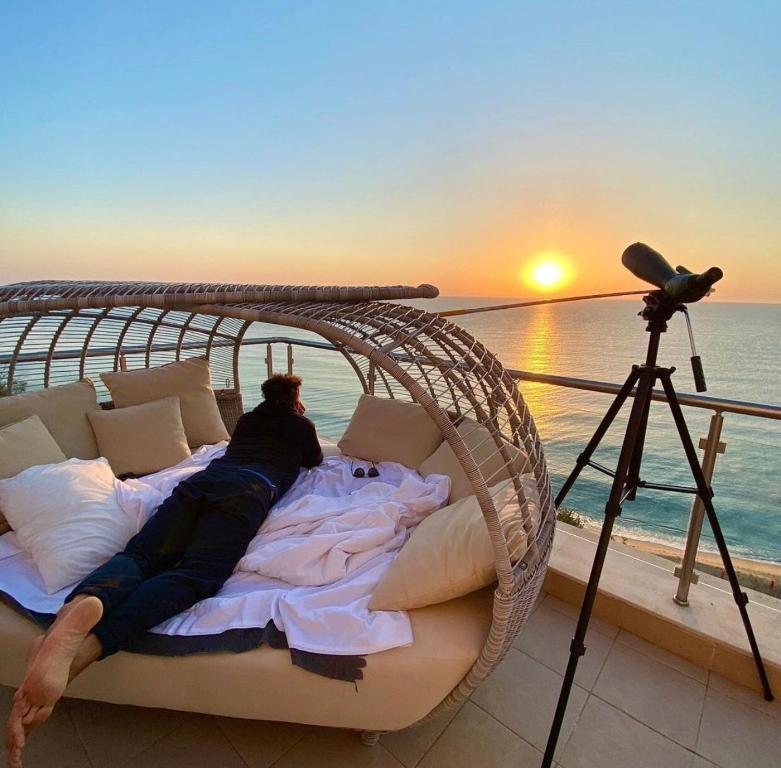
[556,507,584,528]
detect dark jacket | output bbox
[215,401,323,497]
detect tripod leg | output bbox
[658,372,774,702]
[555,367,641,507]
[624,382,653,501]
[542,367,655,768]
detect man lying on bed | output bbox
[5,374,322,768]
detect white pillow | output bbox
[0,458,135,593]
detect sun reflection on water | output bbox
[512,305,562,439]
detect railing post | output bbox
[265,343,273,378]
[673,411,726,606]
[287,344,294,375]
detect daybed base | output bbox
[0,588,492,732]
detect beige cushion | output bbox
[88,397,191,476]
[419,417,530,502]
[0,587,492,731]
[369,483,534,611]
[0,415,68,533]
[0,380,100,459]
[337,394,443,469]
[0,415,67,480]
[101,357,229,448]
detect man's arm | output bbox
[301,419,323,468]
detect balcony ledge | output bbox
[544,522,781,695]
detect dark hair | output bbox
[261,374,302,407]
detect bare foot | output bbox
[5,600,103,766]
[18,596,103,728]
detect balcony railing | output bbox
[505,367,781,605]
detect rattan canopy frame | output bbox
[0,279,556,727]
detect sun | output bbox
[532,261,563,287]
[520,251,573,293]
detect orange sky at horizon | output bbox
[3,157,778,302]
[1,244,776,304]
[2,209,777,303]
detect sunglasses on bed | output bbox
[351,462,379,478]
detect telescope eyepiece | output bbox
[702,267,724,283]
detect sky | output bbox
[1,1,780,301]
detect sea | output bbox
[238,297,781,564]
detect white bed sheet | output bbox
[0,444,450,655]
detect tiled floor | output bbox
[2,593,779,768]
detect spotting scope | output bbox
[621,243,723,303]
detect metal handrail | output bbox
[506,368,781,421]
[507,366,779,606]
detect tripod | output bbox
[540,292,774,768]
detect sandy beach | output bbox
[614,535,781,582]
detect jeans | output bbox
[66,463,275,658]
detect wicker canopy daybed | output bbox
[0,280,555,741]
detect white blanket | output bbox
[0,444,450,655]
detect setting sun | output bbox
[533,261,563,286]
[520,251,574,293]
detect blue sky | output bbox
[1,1,779,299]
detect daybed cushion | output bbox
[337,394,442,469]
[101,357,229,448]
[419,417,530,502]
[0,587,492,731]
[0,415,67,480]
[0,458,135,593]
[370,483,532,611]
[0,379,100,459]
[88,396,191,476]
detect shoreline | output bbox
[613,534,781,581]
